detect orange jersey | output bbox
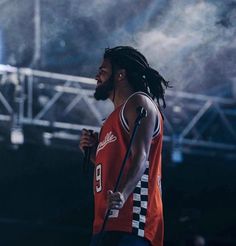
[93,92,164,246]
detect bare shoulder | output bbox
[123,93,157,125]
[124,93,156,116]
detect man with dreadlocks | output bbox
[80,46,170,246]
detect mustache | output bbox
[94,76,114,100]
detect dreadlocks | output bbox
[104,46,170,108]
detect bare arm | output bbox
[108,94,157,209]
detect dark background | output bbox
[0,143,235,246]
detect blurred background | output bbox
[0,0,236,245]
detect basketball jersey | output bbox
[93,92,164,246]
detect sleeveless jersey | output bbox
[93,92,164,246]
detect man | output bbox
[80,46,170,246]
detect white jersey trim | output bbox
[119,91,161,138]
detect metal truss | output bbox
[0,64,236,159]
[163,90,236,160]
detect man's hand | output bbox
[107,190,125,210]
[79,129,98,163]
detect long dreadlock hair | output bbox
[104,46,171,108]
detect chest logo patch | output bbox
[96,131,117,155]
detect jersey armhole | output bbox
[119,103,129,133]
[119,92,161,138]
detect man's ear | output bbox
[116,69,126,81]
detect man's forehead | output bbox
[99,58,111,69]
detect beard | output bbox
[94,75,114,100]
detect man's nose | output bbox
[95,73,99,80]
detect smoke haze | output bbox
[0,0,235,95]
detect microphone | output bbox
[83,130,93,173]
[136,106,147,119]
[83,147,90,173]
[135,106,147,125]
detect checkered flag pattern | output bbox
[132,163,149,237]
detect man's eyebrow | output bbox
[99,66,106,70]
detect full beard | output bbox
[94,76,114,100]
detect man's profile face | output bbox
[94,58,114,100]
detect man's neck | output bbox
[109,83,134,109]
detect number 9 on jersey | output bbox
[95,164,102,193]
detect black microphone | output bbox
[83,130,93,173]
[83,147,91,173]
[136,106,147,119]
